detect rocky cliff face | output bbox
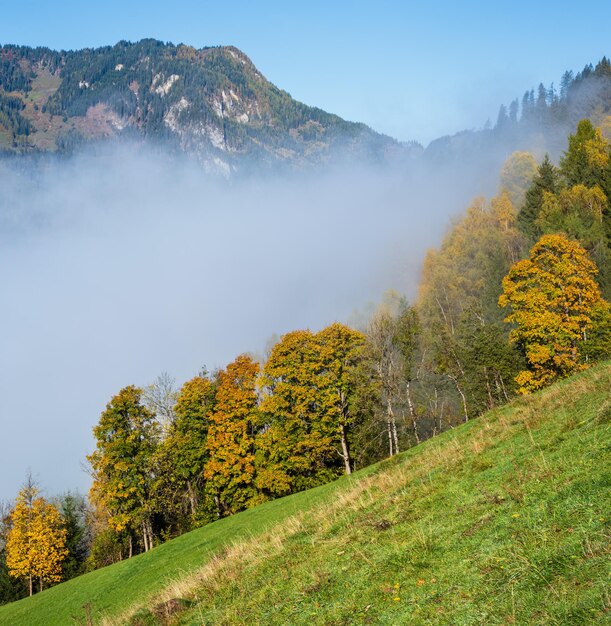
[0,40,405,173]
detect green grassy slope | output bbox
[1,364,609,626]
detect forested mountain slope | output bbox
[0,39,402,173]
[1,41,610,178]
[0,362,608,626]
[421,58,611,192]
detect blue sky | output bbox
[1,0,609,143]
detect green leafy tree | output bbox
[154,374,216,529]
[560,119,610,189]
[257,324,365,498]
[87,386,160,555]
[314,323,365,474]
[257,330,331,498]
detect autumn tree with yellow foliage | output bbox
[257,324,364,499]
[417,192,525,420]
[5,482,67,596]
[499,234,606,393]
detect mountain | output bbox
[0,39,611,188]
[1,362,608,625]
[1,41,610,180]
[0,39,405,173]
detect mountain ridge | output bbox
[1,41,610,180]
[0,39,405,173]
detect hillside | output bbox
[422,58,611,184]
[3,41,610,180]
[0,362,608,625]
[1,41,610,189]
[0,40,402,173]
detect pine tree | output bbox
[517,154,561,244]
[58,493,89,581]
[521,90,534,121]
[536,83,548,123]
[560,119,609,188]
[508,99,519,124]
[560,70,574,100]
[495,104,509,131]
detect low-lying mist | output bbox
[0,143,499,499]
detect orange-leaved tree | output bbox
[499,233,604,393]
[204,355,260,517]
[5,483,68,596]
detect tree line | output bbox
[494,57,611,133]
[1,118,610,602]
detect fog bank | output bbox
[0,145,495,499]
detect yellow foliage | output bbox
[500,151,538,207]
[5,485,68,593]
[499,234,603,393]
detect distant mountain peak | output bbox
[0,39,402,173]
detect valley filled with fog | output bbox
[0,144,503,499]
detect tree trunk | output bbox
[484,367,495,409]
[187,480,197,517]
[29,574,32,597]
[214,494,222,519]
[142,523,149,553]
[386,397,399,455]
[40,576,43,592]
[147,520,154,551]
[142,520,154,552]
[128,535,133,559]
[406,381,420,444]
[339,423,352,474]
[392,419,400,456]
[449,375,469,422]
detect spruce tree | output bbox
[560,119,608,188]
[517,155,560,244]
